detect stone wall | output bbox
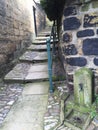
[0,0,45,76]
[59,0,98,93]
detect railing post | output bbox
[52,21,57,55]
[46,38,54,93]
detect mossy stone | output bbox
[92,1,98,8]
[74,68,93,107]
[81,4,89,12]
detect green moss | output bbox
[52,75,66,81]
[74,67,93,107]
[75,67,93,77]
[92,1,98,8]
[65,101,97,119]
[81,4,89,12]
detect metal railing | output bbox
[46,21,58,93]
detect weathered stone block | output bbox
[66,57,87,66]
[0,43,16,55]
[74,68,93,106]
[77,29,94,38]
[81,4,89,12]
[63,17,81,31]
[63,44,77,55]
[92,1,98,8]
[64,6,77,16]
[96,29,98,34]
[0,7,6,17]
[0,54,7,65]
[63,33,72,42]
[83,38,98,55]
[84,13,98,27]
[0,16,6,25]
[13,20,19,29]
[94,58,98,66]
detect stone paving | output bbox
[0,28,51,130]
[27,44,52,51]
[32,39,57,45]
[4,63,49,83]
[19,51,48,62]
[0,81,23,126]
[35,36,50,40]
[32,40,48,45]
[0,82,49,130]
[44,81,70,130]
[38,33,50,37]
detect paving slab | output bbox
[28,63,48,72]
[38,33,50,37]
[32,39,55,45]
[23,81,49,95]
[32,40,47,45]
[41,31,51,34]
[35,36,50,41]
[33,52,48,61]
[27,44,50,51]
[25,71,49,81]
[4,63,49,83]
[19,51,37,62]
[4,63,31,83]
[0,94,48,130]
[19,51,48,62]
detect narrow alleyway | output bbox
[0,26,97,130]
[0,28,51,130]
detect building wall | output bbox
[0,0,45,76]
[60,0,98,93]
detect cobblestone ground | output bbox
[44,81,70,130]
[0,79,23,126]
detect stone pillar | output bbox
[74,68,93,107]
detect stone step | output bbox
[41,31,51,34]
[37,33,50,37]
[19,51,48,63]
[27,44,52,51]
[4,63,49,83]
[32,40,47,45]
[35,36,50,41]
[32,39,58,45]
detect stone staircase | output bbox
[0,27,69,130]
[0,27,53,130]
[4,28,53,83]
[0,27,77,130]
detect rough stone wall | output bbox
[0,0,45,76]
[59,0,98,93]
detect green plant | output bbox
[95,94,98,106]
[90,95,98,119]
[90,109,97,119]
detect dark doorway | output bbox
[33,6,37,36]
